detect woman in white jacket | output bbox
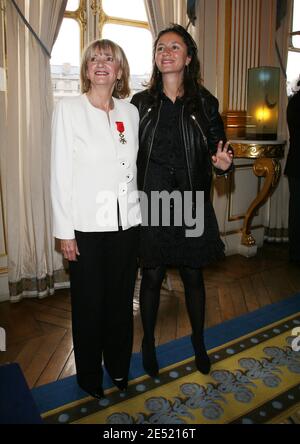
[51,39,141,399]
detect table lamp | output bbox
[246,67,280,140]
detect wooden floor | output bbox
[0,242,300,389]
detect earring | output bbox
[116,79,123,92]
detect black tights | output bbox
[140,266,206,347]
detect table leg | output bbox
[241,158,281,246]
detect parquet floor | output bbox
[0,242,299,389]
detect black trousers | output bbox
[69,227,138,390]
[288,176,300,262]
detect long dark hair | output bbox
[148,24,202,105]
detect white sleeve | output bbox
[51,99,75,240]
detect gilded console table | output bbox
[230,140,285,248]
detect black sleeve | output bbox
[130,93,139,108]
[205,94,234,176]
[130,92,144,115]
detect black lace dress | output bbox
[139,94,225,268]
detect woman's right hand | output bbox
[60,239,80,261]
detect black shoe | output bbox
[142,339,159,378]
[111,377,128,391]
[194,352,211,375]
[191,335,211,375]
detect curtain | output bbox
[263,0,292,242]
[4,0,68,301]
[144,0,188,36]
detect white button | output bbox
[125,172,134,183]
[119,183,128,195]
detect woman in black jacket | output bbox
[131,24,233,378]
[284,80,300,265]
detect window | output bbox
[51,18,81,100]
[101,0,152,95]
[50,0,152,101]
[287,0,300,96]
[66,0,80,11]
[50,0,83,101]
[102,0,147,22]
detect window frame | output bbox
[64,0,87,53]
[286,0,300,95]
[55,0,151,96]
[62,0,149,54]
[98,0,149,36]
[288,0,300,53]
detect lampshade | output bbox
[246,67,280,140]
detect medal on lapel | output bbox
[116,121,127,144]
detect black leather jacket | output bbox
[131,87,232,201]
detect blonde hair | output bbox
[80,39,130,99]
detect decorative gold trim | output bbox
[230,142,285,159]
[227,140,284,246]
[98,1,106,35]
[106,17,148,29]
[0,267,8,275]
[241,158,281,246]
[64,0,87,53]
[90,0,100,16]
[227,163,261,221]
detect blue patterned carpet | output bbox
[32,293,300,424]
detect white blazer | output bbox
[51,94,141,239]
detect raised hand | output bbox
[211,140,234,171]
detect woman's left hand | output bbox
[211,141,234,171]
